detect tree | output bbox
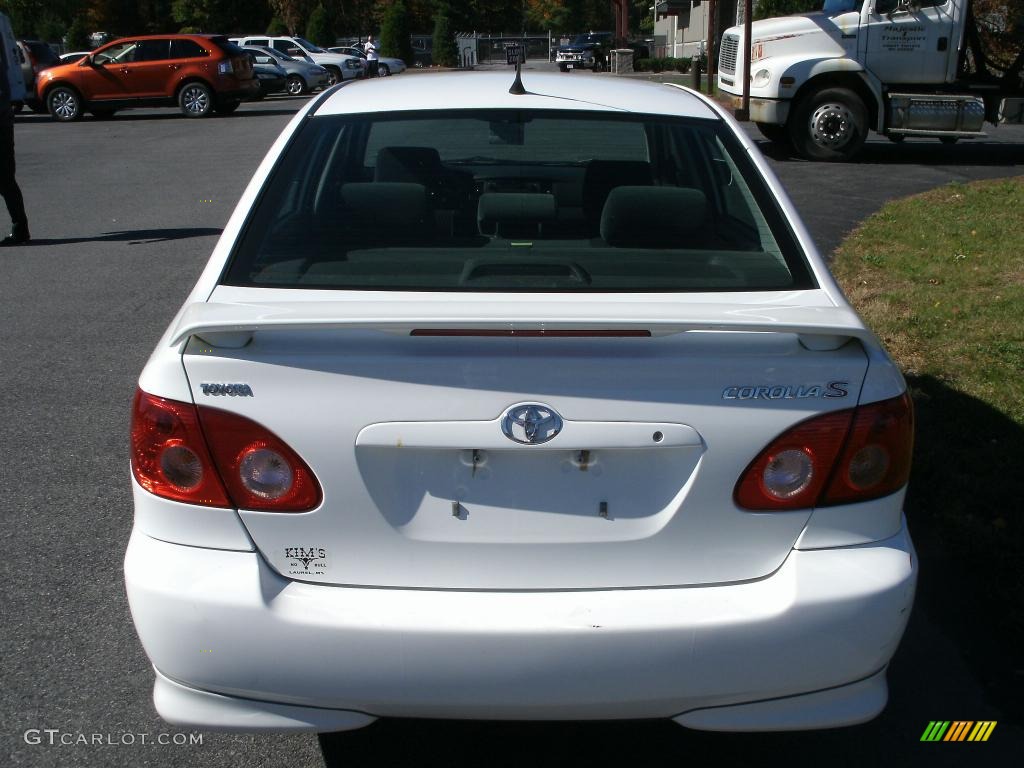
[65,13,92,49]
[380,0,413,64]
[753,0,819,21]
[431,4,457,66]
[972,0,1023,71]
[267,15,289,34]
[171,0,257,33]
[270,0,313,34]
[526,0,570,30]
[305,3,332,45]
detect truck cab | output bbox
[718,0,1024,159]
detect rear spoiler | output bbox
[170,299,871,351]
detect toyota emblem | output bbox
[501,404,563,445]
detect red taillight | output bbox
[197,406,321,512]
[130,389,322,512]
[821,393,914,505]
[131,390,231,507]
[735,393,913,511]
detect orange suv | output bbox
[36,34,258,121]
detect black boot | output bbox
[1,221,30,245]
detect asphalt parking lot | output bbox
[2,76,1022,768]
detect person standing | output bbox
[0,13,29,246]
[365,34,379,78]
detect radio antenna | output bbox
[509,43,526,95]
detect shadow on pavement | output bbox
[28,227,222,245]
[900,375,1024,721]
[318,376,1023,767]
[14,108,301,124]
[756,137,1024,167]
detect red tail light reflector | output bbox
[197,407,321,512]
[130,389,322,512]
[735,393,913,511]
[130,390,230,507]
[410,329,652,337]
[822,393,914,505]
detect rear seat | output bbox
[582,160,653,235]
[600,186,709,248]
[477,192,557,240]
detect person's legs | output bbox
[367,60,379,77]
[0,120,29,244]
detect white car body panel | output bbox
[127,72,916,731]
[126,524,915,725]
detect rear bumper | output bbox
[219,81,261,101]
[125,524,916,731]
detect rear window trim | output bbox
[218,108,817,293]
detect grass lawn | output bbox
[831,177,1024,715]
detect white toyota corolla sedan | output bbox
[125,71,917,733]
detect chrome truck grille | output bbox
[719,34,739,76]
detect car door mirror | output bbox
[287,48,302,57]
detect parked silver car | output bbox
[15,40,59,113]
[242,45,329,95]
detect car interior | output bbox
[226,111,812,292]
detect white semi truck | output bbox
[717,0,1024,159]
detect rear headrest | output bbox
[375,146,442,183]
[599,187,708,247]
[583,160,653,220]
[478,193,557,238]
[340,183,428,226]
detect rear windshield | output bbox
[223,110,814,292]
[210,37,247,57]
[26,41,60,66]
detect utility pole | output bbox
[735,0,752,120]
[706,0,717,94]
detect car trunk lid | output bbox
[178,290,870,590]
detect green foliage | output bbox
[270,0,313,35]
[380,0,413,64]
[431,7,458,67]
[267,15,289,34]
[832,177,1024,707]
[753,0,820,21]
[634,56,691,73]
[35,11,65,42]
[305,3,332,46]
[171,0,260,33]
[65,13,91,50]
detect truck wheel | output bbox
[939,136,959,145]
[756,122,789,145]
[789,87,867,161]
[559,64,568,72]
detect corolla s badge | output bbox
[501,404,563,445]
